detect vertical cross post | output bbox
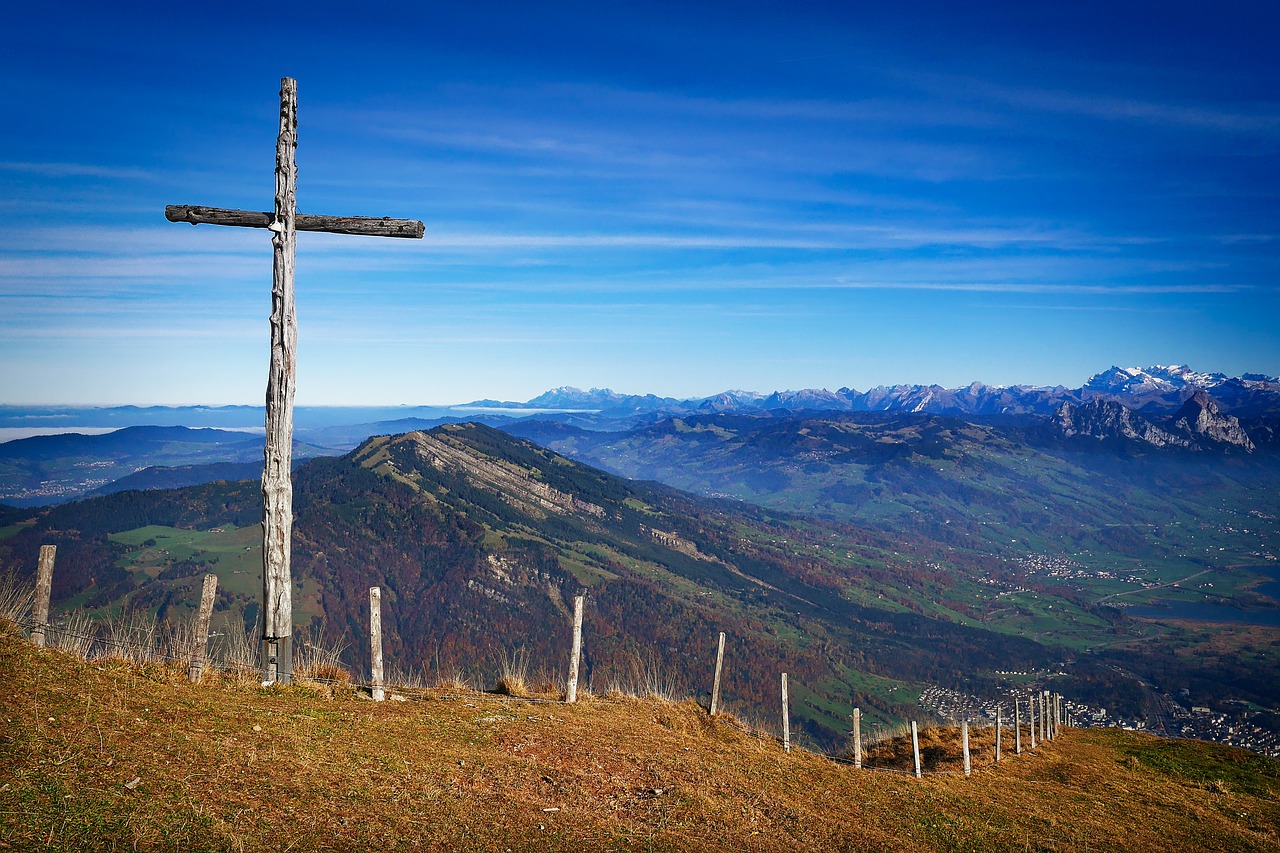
[189,573,218,682]
[709,631,725,716]
[261,77,298,685]
[31,545,56,648]
[962,719,971,777]
[565,594,584,703]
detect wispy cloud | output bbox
[825,279,1251,295]
[0,161,161,181]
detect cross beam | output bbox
[165,78,422,685]
[165,205,425,239]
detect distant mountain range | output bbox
[4,366,1278,442]
[486,365,1280,423]
[2,366,1277,506]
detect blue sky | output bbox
[1,1,1277,405]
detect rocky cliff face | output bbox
[1046,400,1193,449]
[1170,391,1255,452]
[1045,395,1255,453]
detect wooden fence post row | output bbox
[995,706,1002,763]
[189,573,219,682]
[781,672,791,753]
[852,707,862,769]
[370,586,385,702]
[709,631,726,716]
[911,721,922,778]
[566,594,584,703]
[30,545,56,648]
[1015,698,1022,754]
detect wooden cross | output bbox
[165,77,423,684]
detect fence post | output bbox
[1041,691,1048,742]
[781,673,791,753]
[188,573,218,683]
[565,594,584,703]
[31,545,56,648]
[369,587,385,701]
[1015,698,1022,755]
[709,631,725,716]
[1030,695,1037,749]
[962,719,971,778]
[995,705,1002,763]
[852,707,862,769]
[911,721,922,778]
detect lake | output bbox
[1125,565,1280,626]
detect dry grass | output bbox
[494,646,531,696]
[0,568,32,629]
[3,629,1278,851]
[293,628,352,685]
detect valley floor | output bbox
[2,630,1279,851]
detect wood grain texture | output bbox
[1015,699,1022,754]
[781,673,790,753]
[709,631,725,716]
[566,595,584,703]
[911,720,921,778]
[370,587,385,701]
[996,706,1002,763]
[189,573,218,682]
[165,205,424,238]
[852,707,862,769]
[31,545,55,648]
[261,76,298,685]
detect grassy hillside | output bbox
[1,426,1079,748]
[2,631,1278,851]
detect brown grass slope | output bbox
[1,632,1278,852]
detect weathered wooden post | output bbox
[995,705,1002,763]
[30,545,56,648]
[911,721,922,778]
[709,631,726,716]
[1041,691,1048,742]
[565,594,584,703]
[164,78,424,685]
[188,573,218,683]
[1015,698,1022,755]
[369,586,385,701]
[781,673,791,753]
[962,719,971,778]
[852,707,862,769]
[1029,696,1037,749]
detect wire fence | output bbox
[2,598,1064,780]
